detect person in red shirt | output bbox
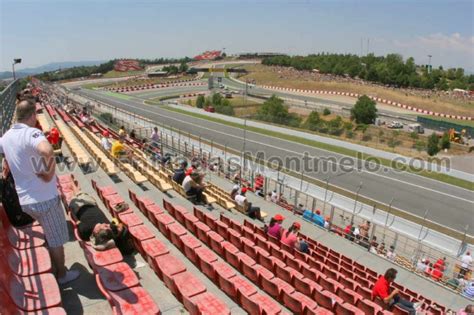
[372,268,419,314]
[431,267,443,281]
[434,257,446,272]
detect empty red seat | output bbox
[242,226,256,242]
[195,222,211,244]
[185,292,230,315]
[193,207,205,222]
[85,246,123,268]
[128,225,154,254]
[7,246,52,276]
[106,285,160,314]
[255,234,270,252]
[229,218,244,234]
[318,275,343,293]
[195,247,218,279]
[173,205,189,225]
[293,276,322,296]
[118,212,143,227]
[214,261,238,297]
[334,302,364,315]
[97,185,116,198]
[356,285,373,300]
[314,290,343,310]
[7,273,61,312]
[282,291,318,314]
[183,212,199,234]
[228,229,243,250]
[141,238,169,272]
[339,275,358,291]
[337,287,363,305]
[237,252,257,281]
[7,225,45,250]
[146,204,164,225]
[242,237,257,260]
[154,254,186,282]
[137,197,155,214]
[231,275,258,304]
[96,262,139,292]
[215,220,229,239]
[172,271,207,302]
[155,213,175,239]
[207,231,224,256]
[181,234,202,264]
[261,275,294,300]
[356,299,383,315]
[203,212,217,230]
[253,293,282,315]
[168,223,188,250]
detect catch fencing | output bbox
[0,80,20,135]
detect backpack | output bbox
[0,172,34,227]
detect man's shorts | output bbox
[22,196,69,248]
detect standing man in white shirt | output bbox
[150,127,160,143]
[0,100,79,285]
[460,251,473,278]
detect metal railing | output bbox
[0,79,20,135]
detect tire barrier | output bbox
[105,80,206,93]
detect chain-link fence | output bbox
[73,93,472,297]
[0,80,20,135]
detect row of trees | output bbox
[37,58,191,82]
[196,93,234,116]
[262,53,474,90]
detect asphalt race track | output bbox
[76,87,474,236]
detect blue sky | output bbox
[1,0,473,71]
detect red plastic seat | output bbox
[237,252,257,281]
[183,212,199,234]
[282,291,318,314]
[85,246,123,268]
[105,285,161,315]
[314,290,343,310]
[96,262,140,291]
[162,199,174,213]
[339,275,358,291]
[356,299,383,315]
[146,204,164,225]
[7,246,52,276]
[6,273,61,312]
[155,213,176,239]
[195,247,218,279]
[168,223,188,250]
[195,222,211,244]
[203,212,217,230]
[173,205,189,225]
[229,218,244,234]
[293,276,321,296]
[207,231,224,256]
[185,292,230,315]
[118,212,143,228]
[128,189,138,205]
[334,302,364,314]
[137,197,155,214]
[356,285,373,300]
[255,234,270,252]
[97,185,116,199]
[141,238,169,272]
[154,254,186,282]
[231,275,258,305]
[214,261,238,297]
[337,287,363,305]
[242,237,258,260]
[241,226,256,242]
[181,234,202,264]
[319,275,343,293]
[172,271,206,302]
[193,207,205,222]
[7,225,45,250]
[253,293,283,315]
[393,305,411,315]
[261,275,294,300]
[228,229,243,250]
[128,225,154,255]
[240,290,261,315]
[215,220,229,239]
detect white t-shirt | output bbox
[182,175,193,192]
[234,194,246,207]
[101,137,112,151]
[0,123,58,205]
[462,254,473,268]
[271,191,278,203]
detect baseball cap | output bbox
[293,222,301,229]
[103,130,110,137]
[241,187,248,194]
[274,214,285,221]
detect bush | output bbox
[355,124,368,133]
[388,137,401,148]
[304,111,323,131]
[196,95,205,108]
[351,95,378,124]
[410,131,419,139]
[440,132,451,150]
[256,95,301,126]
[322,108,331,116]
[414,140,426,152]
[427,133,440,156]
[362,134,372,141]
[344,122,353,131]
[345,130,354,139]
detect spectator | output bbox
[281,222,307,251]
[372,268,420,314]
[323,215,331,229]
[111,137,130,161]
[462,280,474,299]
[458,305,474,315]
[151,127,160,143]
[100,131,112,151]
[369,236,379,254]
[377,242,386,255]
[460,251,473,278]
[312,209,325,227]
[265,214,284,239]
[46,127,60,148]
[234,187,264,221]
[265,192,272,202]
[230,184,240,200]
[182,171,206,204]
[0,100,79,285]
[172,160,188,185]
[118,126,126,138]
[129,129,136,139]
[270,190,278,203]
[434,257,446,272]
[358,220,371,244]
[431,266,443,281]
[386,245,396,261]
[415,258,428,272]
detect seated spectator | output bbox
[434,257,446,271]
[129,129,136,139]
[151,127,160,143]
[293,203,305,215]
[270,190,279,203]
[111,137,131,161]
[386,245,396,261]
[458,305,474,315]
[281,222,307,251]
[460,251,472,278]
[182,171,206,204]
[118,126,126,138]
[462,279,474,299]
[234,187,263,222]
[424,263,433,276]
[431,266,443,281]
[416,258,428,273]
[265,192,272,202]
[230,184,240,200]
[377,242,386,255]
[358,220,371,243]
[369,236,379,254]
[46,127,60,148]
[323,216,331,229]
[172,160,188,185]
[372,268,420,314]
[264,214,284,239]
[100,131,112,151]
[312,209,325,227]
[185,161,200,176]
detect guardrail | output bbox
[69,90,473,297]
[0,79,20,135]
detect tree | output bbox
[440,132,451,150]
[212,93,223,106]
[256,95,301,127]
[414,140,426,152]
[351,95,378,124]
[304,111,323,131]
[322,108,331,116]
[427,133,440,156]
[178,62,188,73]
[196,95,205,108]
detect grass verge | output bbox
[162,105,473,190]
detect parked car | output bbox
[388,121,403,129]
